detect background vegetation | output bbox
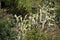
[0,0,60,40]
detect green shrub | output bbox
[0,18,17,40]
[23,27,53,40]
